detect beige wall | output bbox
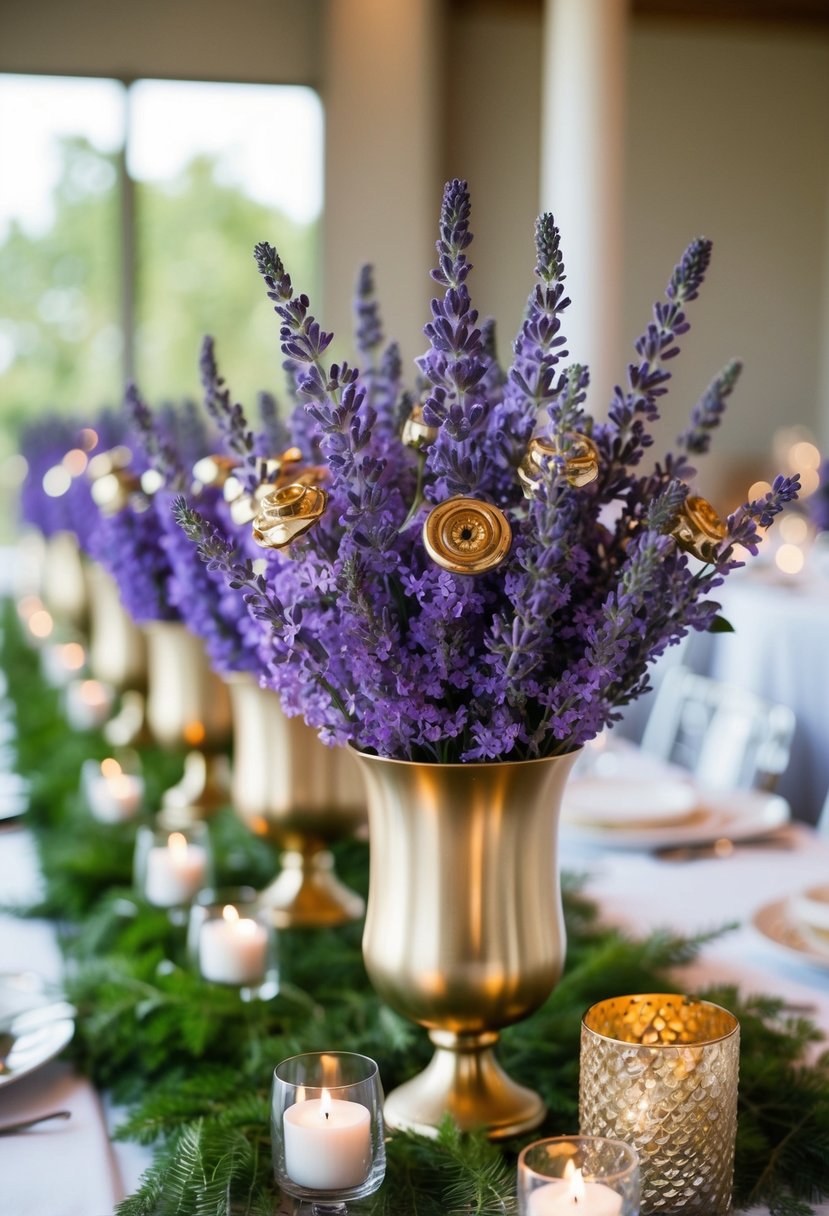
[0,0,322,84]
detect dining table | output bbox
[2,753,829,1215]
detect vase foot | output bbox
[160,751,229,822]
[257,849,365,929]
[104,690,152,748]
[383,1030,545,1140]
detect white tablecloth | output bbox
[2,814,829,1214]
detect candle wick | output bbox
[325,1111,329,1121]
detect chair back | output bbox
[640,667,795,792]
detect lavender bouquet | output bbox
[179,180,799,764]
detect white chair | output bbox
[640,666,795,792]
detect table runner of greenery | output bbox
[2,599,828,1216]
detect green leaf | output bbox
[708,614,735,633]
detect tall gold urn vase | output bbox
[86,563,148,746]
[354,749,580,1140]
[144,622,232,818]
[227,675,365,928]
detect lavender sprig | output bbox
[678,360,742,457]
[124,382,182,484]
[199,336,262,495]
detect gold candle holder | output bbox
[227,675,365,928]
[580,994,740,1215]
[144,622,232,820]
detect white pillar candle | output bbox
[199,905,268,985]
[144,832,207,907]
[283,1089,371,1190]
[86,758,142,826]
[529,1167,623,1216]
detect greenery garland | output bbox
[3,598,829,1216]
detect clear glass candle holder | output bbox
[580,994,740,1216]
[271,1051,386,1215]
[187,887,278,1001]
[134,821,212,916]
[518,1136,640,1215]
[81,753,144,824]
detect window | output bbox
[0,73,323,450]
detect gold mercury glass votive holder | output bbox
[518,1135,640,1215]
[579,994,739,1216]
[187,887,279,1001]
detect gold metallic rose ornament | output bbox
[423,497,512,575]
[402,403,439,449]
[670,493,727,562]
[356,750,581,1138]
[518,431,600,498]
[252,483,328,549]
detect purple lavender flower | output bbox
[172,182,798,763]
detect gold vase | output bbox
[86,563,149,746]
[227,675,365,928]
[144,622,232,819]
[41,531,89,634]
[354,748,580,1139]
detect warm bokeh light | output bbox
[790,441,821,471]
[17,594,43,621]
[62,643,86,671]
[62,447,89,476]
[42,464,72,497]
[798,467,820,497]
[28,608,54,638]
[779,514,809,544]
[747,480,772,501]
[79,428,99,451]
[183,720,206,746]
[775,543,805,575]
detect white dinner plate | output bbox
[562,777,698,828]
[752,897,829,973]
[0,973,74,1088]
[561,785,790,851]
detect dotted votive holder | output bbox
[579,994,739,1216]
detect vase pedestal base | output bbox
[258,848,365,929]
[160,751,229,822]
[383,1029,545,1140]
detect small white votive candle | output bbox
[283,1089,372,1191]
[529,1166,623,1216]
[41,641,85,686]
[145,831,208,907]
[85,758,143,823]
[199,904,268,986]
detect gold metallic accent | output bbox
[581,994,739,1215]
[192,454,238,490]
[90,469,142,516]
[423,497,512,575]
[518,432,600,498]
[355,748,580,1138]
[41,531,90,634]
[402,404,439,449]
[86,445,132,481]
[670,493,727,562]
[252,483,328,549]
[144,622,232,820]
[226,675,365,927]
[86,563,148,745]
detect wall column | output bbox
[322,0,444,369]
[540,0,629,414]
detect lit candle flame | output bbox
[321,1088,332,1121]
[562,1160,586,1204]
[101,757,122,779]
[222,904,240,924]
[168,831,188,856]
